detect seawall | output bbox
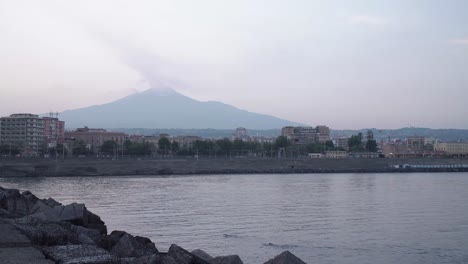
[1,158,468,177]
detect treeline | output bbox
[93,136,346,158]
[1,134,378,158]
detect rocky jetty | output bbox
[0,186,308,264]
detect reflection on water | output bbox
[1,173,468,264]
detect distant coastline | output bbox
[1,158,468,177]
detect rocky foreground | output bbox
[0,186,307,264]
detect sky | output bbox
[0,0,467,129]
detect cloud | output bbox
[350,15,391,26]
[449,38,468,45]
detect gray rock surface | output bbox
[0,223,31,248]
[168,244,210,264]
[191,249,214,262]
[14,221,80,246]
[0,222,54,264]
[123,253,179,264]
[110,233,158,258]
[264,251,307,264]
[0,247,54,264]
[42,244,116,264]
[212,255,243,264]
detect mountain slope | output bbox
[59,89,302,129]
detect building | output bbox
[316,126,331,143]
[43,116,65,147]
[0,113,45,155]
[172,136,202,148]
[281,126,330,144]
[65,127,127,152]
[324,151,348,158]
[336,137,350,151]
[233,127,250,141]
[406,136,425,152]
[434,142,468,156]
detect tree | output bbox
[100,140,117,155]
[274,136,290,149]
[72,140,88,156]
[171,141,180,153]
[216,138,232,156]
[325,140,334,148]
[366,140,378,152]
[158,137,171,154]
[348,133,364,152]
[306,143,324,153]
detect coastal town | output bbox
[1,112,467,160]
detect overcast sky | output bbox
[1,0,467,129]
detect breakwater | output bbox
[0,185,305,264]
[1,158,468,177]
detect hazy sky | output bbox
[1,0,467,129]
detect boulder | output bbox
[191,249,214,263]
[42,244,116,264]
[123,253,179,264]
[212,255,243,264]
[0,188,32,217]
[168,244,210,264]
[30,200,54,215]
[71,225,102,244]
[85,210,107,234]
[264,251,307,264]
[39,203,107,234]
[97,231,127,251]
[44,197,62,207]
[14,221,80,246]
[42,203,86,223]
[110,233,158,258]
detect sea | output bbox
[1,173,468,264]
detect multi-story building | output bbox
[434,142,468,156]
[65,127,127,152]
[336,137,350,151]
[172,136,202,148]
[406,136,425,152]
[281,126,330,144]
[0,113,45,155]
[316,126,331,143]
[43,116,65,147]
[233,127,250,141]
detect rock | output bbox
[44,197,62,207]
[42,244,116,264]
[0,188,32,217]
[212,255,243,264]
[85,210,107,234]
[39,203,107,234]
[42,203,86,223]
[22,190,39,204]
[264,251,307,264]
[168,244,210,264]
[71,225,102,243]
[30,200,54,215]
[120,253,179,264]
[191,249,214,263]
[110,233,158,258]
[97,231,127,251]
[15,221,80,246]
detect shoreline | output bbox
[1,158,468,177]
[0,185,306,264]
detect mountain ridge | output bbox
[58,88,303,129]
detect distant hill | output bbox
[59,88,302,130]
[332,127,468,142]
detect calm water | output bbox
[1,173,468,264]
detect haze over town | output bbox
[1,0,468,129]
